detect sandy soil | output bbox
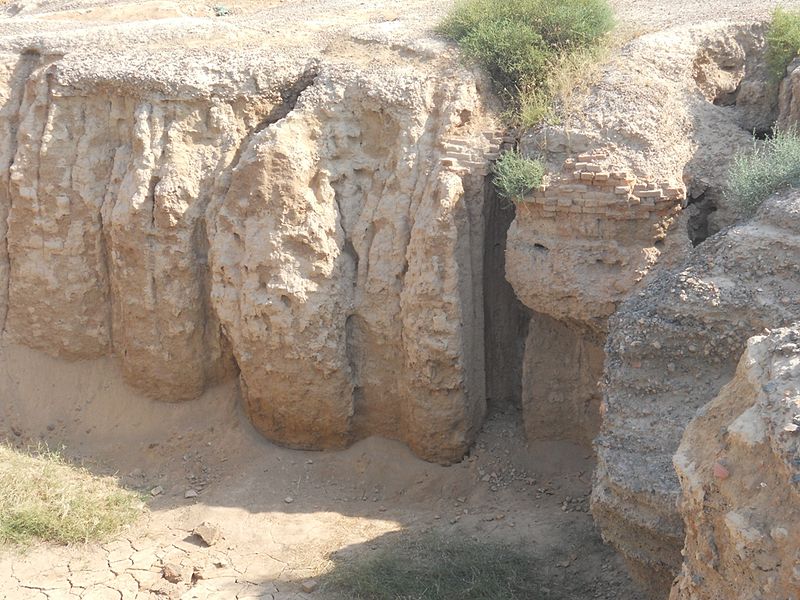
[5,0,800,40]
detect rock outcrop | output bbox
[671,325,800,600]
[592,190,800,597]
[0,3,502,463]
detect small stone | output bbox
[162,563,182,583]
[770,527,789,541]
[301,580,318,593]
[712,462,730,480]
[784,423,799,433]
[284,496,294,504]
[193,522,222,546]
[150,486,164,496]
[184,489,198,499]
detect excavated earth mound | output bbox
[594,190,800,596]
[506,21,785,453]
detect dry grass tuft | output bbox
[0,444,144,546]
[322,533,544,600]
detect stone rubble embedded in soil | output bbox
[671,325,800,600]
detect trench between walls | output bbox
[481,176,605,449]
[481,178,530,418]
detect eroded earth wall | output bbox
[0,14,501,464]
[505,24,774,451]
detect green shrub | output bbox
[0,444,144,546]
[492,150,545,200]
[725,126,800,215]
[458,20,550,93]
[767,8,800,80]
[439,0,615,123]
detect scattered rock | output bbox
[193,522,222,546]
[150,486,164,497]
[712,461,730,480]
[301,580,318,593]
[162,563,182,583]
[284,496,294,504]
[184,489,199,498]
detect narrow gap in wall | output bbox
[482,177,531,418]
[751,125,774,140]
[686,184,717,246]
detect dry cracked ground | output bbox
[1,1,800,600]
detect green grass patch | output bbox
[725,126,800,216]
[0,444,144,546]
[438,0,615,126]
[322,533,542,600]
[492,150,544,201]
[767,8,800,80]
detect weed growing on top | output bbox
[726,126,800,216]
